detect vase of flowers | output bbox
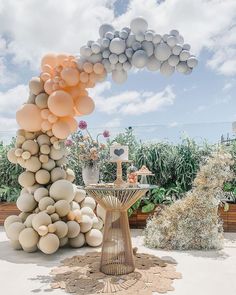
[66,120,110,186]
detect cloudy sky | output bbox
[0,0,236,143]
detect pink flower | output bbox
[65,139,73,147]
[103,130,110,138]
[78,120,87,130]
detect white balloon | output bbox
[123,61,132,71]
[145,31,154,42]
[119,30,129,40]
[109,53,119,64]
[87,53,102,63]
[80,46,92,57]
[179,50,190,61]
[115,62,123,71]
[168,55,179,67]
[132,50,148,68]
[122,27,131,34]
[167,36,178,47]
[135,32,145,42]
[154,43,171,61]
[91,42,101,54]
[176,61,188,73]
[187,56,198,68]
[132,41,142,51]
[101,38,110,48]
[183,44,191,51]
[183,67,193,75]
[114,30,119,37]
[170,29,179,36]
[153,34,162,44]
[172,44,182,55]
[162,34,169,42]
[112,69,127,84]
[130,17,148,34]
[87,40,93,47]
[105,31,114,40]
[109,38,126,55]
[99,24,115,38]
[160,61,175,76]
[102,49,110,58]
[177,35,184,44]
[118,53,127,63]
[102,59,112,73]
[125,48,134,58]
[126,35,136,47]
[142,41,154,57]
[146,55,161,71]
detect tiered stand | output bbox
[85,160,156,275]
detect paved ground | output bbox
[0,226,236,295]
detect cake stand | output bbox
[85,185,156,275]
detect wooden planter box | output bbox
[0,202,20,226]
[129,205,163,228]
[219,203,236,232]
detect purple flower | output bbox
[103,130,110,138]
[78,120,87,130]
[65,139,73,147]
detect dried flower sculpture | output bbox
[144,149,234,250]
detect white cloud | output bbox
[91,82,175,115]
[0,84,28,131]
[104,118,121,128]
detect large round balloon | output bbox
[48,90,74,117]
[16,104,43,132]
[75,96,95,115]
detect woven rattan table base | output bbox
[50,250,181,294]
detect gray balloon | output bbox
[145,31,154,42]
[167,36,178,47]
[91,42,101,54]
[183,43,191,50]
[112,69,127,84]
[101,38,110,48]
[126,35,136,47]
[187,56,198,68]
[118,53,127,63]
[132,41,142,51]
[105,31,114,40]
[154,43,172,61]
[135,32,145,42]
[87,53,102,63]
[160,61,175,76]
[125,48,134,58]
[177,35,184,44]
[142,41,154,57]
[179,50,190,61]
[132,50,148,68]
[114,30,120,37]
[87,40,93,47]
[122,27,131,34]
[130,17,148,34]
[146,55,161,71]
[153,34,162,44]
[162,34,169,42]
[80,46,92,57]
[115,62,123,71]
[109,38,126,55]
[123,61,132,71]
[170,29,179,36]
[172,44,182,55]
[176,61,188,73]
[102,59,112,73]
[119,30,129,40]
[99,24,115,38]
[168,55,179,67]
[109,53,119,64]
[102,49,110,59]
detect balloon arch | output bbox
[5,17,197,254]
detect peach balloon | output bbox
[48,90,74,117]
[41,109,50,119]
[60,117,78,132]
[83,62,93,73]
[44,79,54,95]
[40,72,51,82]
[16,104,43,132]
[57,54,69,66]
[61,68,80,86]
[73,107,83,116]
[52,121,71,139]
[42,64,53,74]
[93,63,104,75]
[41,54,57,69]
[75,96,95,115]
[48,114,58,124]
[80,72,89,83]
[41,120,52,131]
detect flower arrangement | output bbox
[66,120,110,168]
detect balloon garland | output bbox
[5,17,198,254]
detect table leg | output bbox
[100,209,135,275]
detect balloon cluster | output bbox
[79,17,198,83]
[6,128,106,254]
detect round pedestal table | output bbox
[85,185,156,276]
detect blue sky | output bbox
[0,0,236,144]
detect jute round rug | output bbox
[50,248,182,294]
